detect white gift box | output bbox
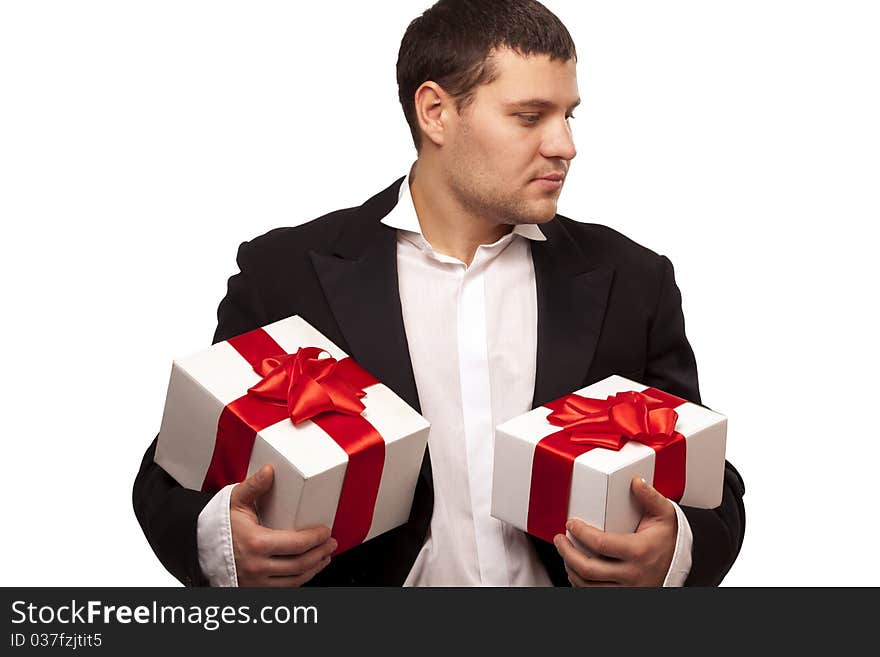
[490,375,726,542]
[155,315,430,551]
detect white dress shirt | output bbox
[196,168,693,586]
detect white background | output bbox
[1,0,877,586]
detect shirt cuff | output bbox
[196,483,239,587]
[662,501,693,587]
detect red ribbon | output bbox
[200,327,384,555]
[247,346,369,424]
[526,387,687,543]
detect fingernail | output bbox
[640,477,648,487]
[329,539,338,551]
[565,521,574,532]
[553,535,562,549]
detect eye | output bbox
[517,113,576,126]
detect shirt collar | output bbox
[380,167,547,243]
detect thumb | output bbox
[631,476,672,518]
[231,464,274,508]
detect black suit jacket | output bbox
[133,176,745,587]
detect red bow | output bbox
[247,347,367,424]
[546,389,682,451]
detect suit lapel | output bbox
[530,219,615,408]
[309,177,430,487]
[309,179,420,414]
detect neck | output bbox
[408,160,512,266]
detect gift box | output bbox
[490,375,726,544]
[155,315,430,555]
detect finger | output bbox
[263,525,333,556]
[231,465,274,508]
[565,564,619,588]
[631,476,674,519]
[565,564,588,587]
[554,534,628,583]
[267,555,332,587]
[264,541,337,577]
[565,519,636,560]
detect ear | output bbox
[414,81,450,148]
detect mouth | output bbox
[531,176,564,191]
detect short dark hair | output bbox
[396,0,577,152]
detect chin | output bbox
[501,196,558,225]
[529,200,559,223]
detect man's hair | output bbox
[397,0,577,152]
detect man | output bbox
[134,0,745,587]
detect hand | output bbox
[553,476,678,587]
[230,464,336,587]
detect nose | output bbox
[540,115,577,162]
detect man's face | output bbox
[442,47,579,226]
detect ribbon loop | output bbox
[547,390,682,452]
[247,346,367,424]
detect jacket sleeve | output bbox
[644,255,746,587]
[132,241,267,586]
